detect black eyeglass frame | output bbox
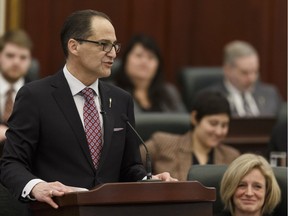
[74,38,121,53]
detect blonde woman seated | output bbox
[218,153,281,216]
[140,91,240,180]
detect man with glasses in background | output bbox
[0,9,176,210]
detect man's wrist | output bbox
[22,179,45,200]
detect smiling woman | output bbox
[218,153,281,216]
[139,91,240,180]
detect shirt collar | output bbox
[224,79,242,95]
[224,79,255,95]
[63,65,99,96]
[0,72,25,96]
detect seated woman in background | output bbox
[114,34,186,113]
[219,153,281,216]
[140,91,240,180]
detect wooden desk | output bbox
[224,136,270,155]
[31,181,216,216]
[224,117,277,155]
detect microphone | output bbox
[121,114,152,180]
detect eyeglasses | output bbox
[74,38,121,53]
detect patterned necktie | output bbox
[241,93,253,116]
[82,87,102,169]
[3,87,14,123]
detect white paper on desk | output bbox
[69,186,89,192]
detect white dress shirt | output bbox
[224,80,260,117]
[63,65,104,128]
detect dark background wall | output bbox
[8,0,287,98]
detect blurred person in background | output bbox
[218,153,281,216]
[0,29,33,153]
[114,34,186,113]
[140,91,240,180]
[209,40,282,117]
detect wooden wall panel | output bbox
[268,0,287,97]
[20,0,287,98]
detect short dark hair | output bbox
[192,91,231,121]
[0,29,33,52]
[60,9,111,57]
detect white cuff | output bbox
[22,179,45,200]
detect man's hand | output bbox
[31,181,82,209]
[152,172,178,181]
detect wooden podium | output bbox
[30,181,216,216]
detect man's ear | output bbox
[190,111,198,126]
[67,39,79,56]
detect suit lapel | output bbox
[97,81,114,170]
[50,71,95,170]
[222,82,239,116]
[252,83,266,113]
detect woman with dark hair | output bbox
[114,34,186,112]
[140,91,240,180]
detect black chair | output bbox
[178,67,223,111]
[187,165,287,216]
[25,58,40,82]
[135,113,190,141]
[267,102,287,160]
[277,102,287,123]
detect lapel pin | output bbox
[109,98,112,108]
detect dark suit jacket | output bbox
[0,70,146,199]
[207,81,283,116]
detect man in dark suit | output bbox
[0,10,176,209]
[0,30,33,154]
[208,40,282,117]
